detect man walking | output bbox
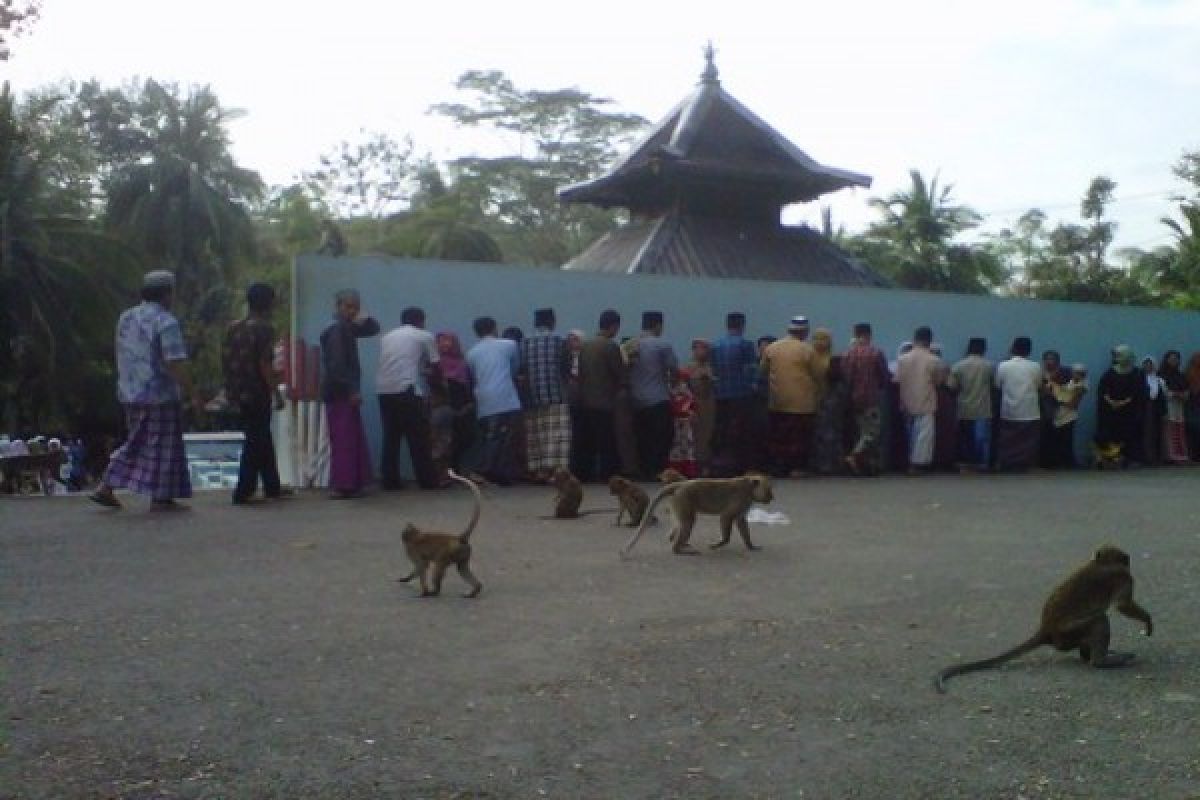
[950,337,995,472]
[519,308,571,483]
[711,311,758,474]
[576,310,626,481]
[376,306,442,489]
[465,316,521,485]
[840,322,890,476]
[629,311,679,479]
[994,336,1042,471]
[760,315,819,477]
[222,283,288,504]
[90,270,202,511]
[895,326,942,473]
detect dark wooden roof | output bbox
[562,211,890,288]
[558,62,871,214]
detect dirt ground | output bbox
[2,470,1199,800]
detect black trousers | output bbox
[634,401,673,478]
[379,391,438,489]
[574,407,618,482]
[714,396,754,472]
[235,405,281,500]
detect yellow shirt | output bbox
[761,337,818,414]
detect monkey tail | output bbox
[447,470,483,542]
[619,483,682,558]
[933,634,1047,693]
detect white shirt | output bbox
[994,356,1042,421]
[376,325,438,396]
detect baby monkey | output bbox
[934,545,1153,692]
[657,468,687,484]
[398,471,483,598]
[609,475,651,527]
[549,467,584,518]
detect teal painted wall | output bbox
[294,254,1199,466]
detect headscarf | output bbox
[1111,345,1135,375]
[1187,352,1200,394]
[690,338,711,363]
[435,332,470,385]
[889,341,913,375]
[1160,350,1186,392]
[812,328,833,385]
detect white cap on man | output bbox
[142,270,176,290]
[787,315,809,332]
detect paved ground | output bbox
[2,470,1199,800]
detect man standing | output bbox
[320,289,380,498]
[90,270,202,511]
[760,316,819,477]
[465,316,521,485]
[994,336,1043,471]
[711,311,758,474]
[895,326,942,473]
[950,337,995,472]
[520,308,571,483]
[840,322,890,476]
[376,306,441,490]
[576,310,626,482]
[222,283,288,505]
[629,311,679,479]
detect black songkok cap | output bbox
[642,311,664,329]
[534,308,555,327]
[726,312,746,328]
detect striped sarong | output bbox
[525,403,571,472]
[104,402,192,502]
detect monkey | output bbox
[933,545,1153,693]
[609,475,652,527]
[657,468,687,484]
[398,470,483,598]
[620,474,773,557]
[549,467,583,518]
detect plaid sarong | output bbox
[104,402,192,501]
[525,403,571,472]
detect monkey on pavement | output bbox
[657,468,686,484]
[934,545,1153,692]
[620,474,773,557]
[549,467,583,518]
[398,470,484,598]
[609,475,651,527]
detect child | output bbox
[666,369,698,479]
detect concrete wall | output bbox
[293,254,1200,466]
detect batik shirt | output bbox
[223,316,275,411]
[115,301,187,405]
[520,330,568,408]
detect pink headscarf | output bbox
[436,332,470,385]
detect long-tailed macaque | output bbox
[549,467,583,518]
[657,468,686,484]
[620,474,773,557]
[398,471,483,598]
[934,545,1153,692]
[609,476,650,527]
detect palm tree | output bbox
[865,169,988,292]
[105,80,264,323]
[0,83,137,429]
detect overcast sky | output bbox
[6,0,1199,251]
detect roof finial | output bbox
[701,41,719,85]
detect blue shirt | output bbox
[115,301,188,404]
[466,336,521,418]
[629,334,678,408]
[712,333,757,400]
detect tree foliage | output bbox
[429,69,647,265]
[0,0,39,60]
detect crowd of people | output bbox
[81,270,1200,510]
[316,291,1200,499]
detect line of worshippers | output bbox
[316,293,1200,497]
